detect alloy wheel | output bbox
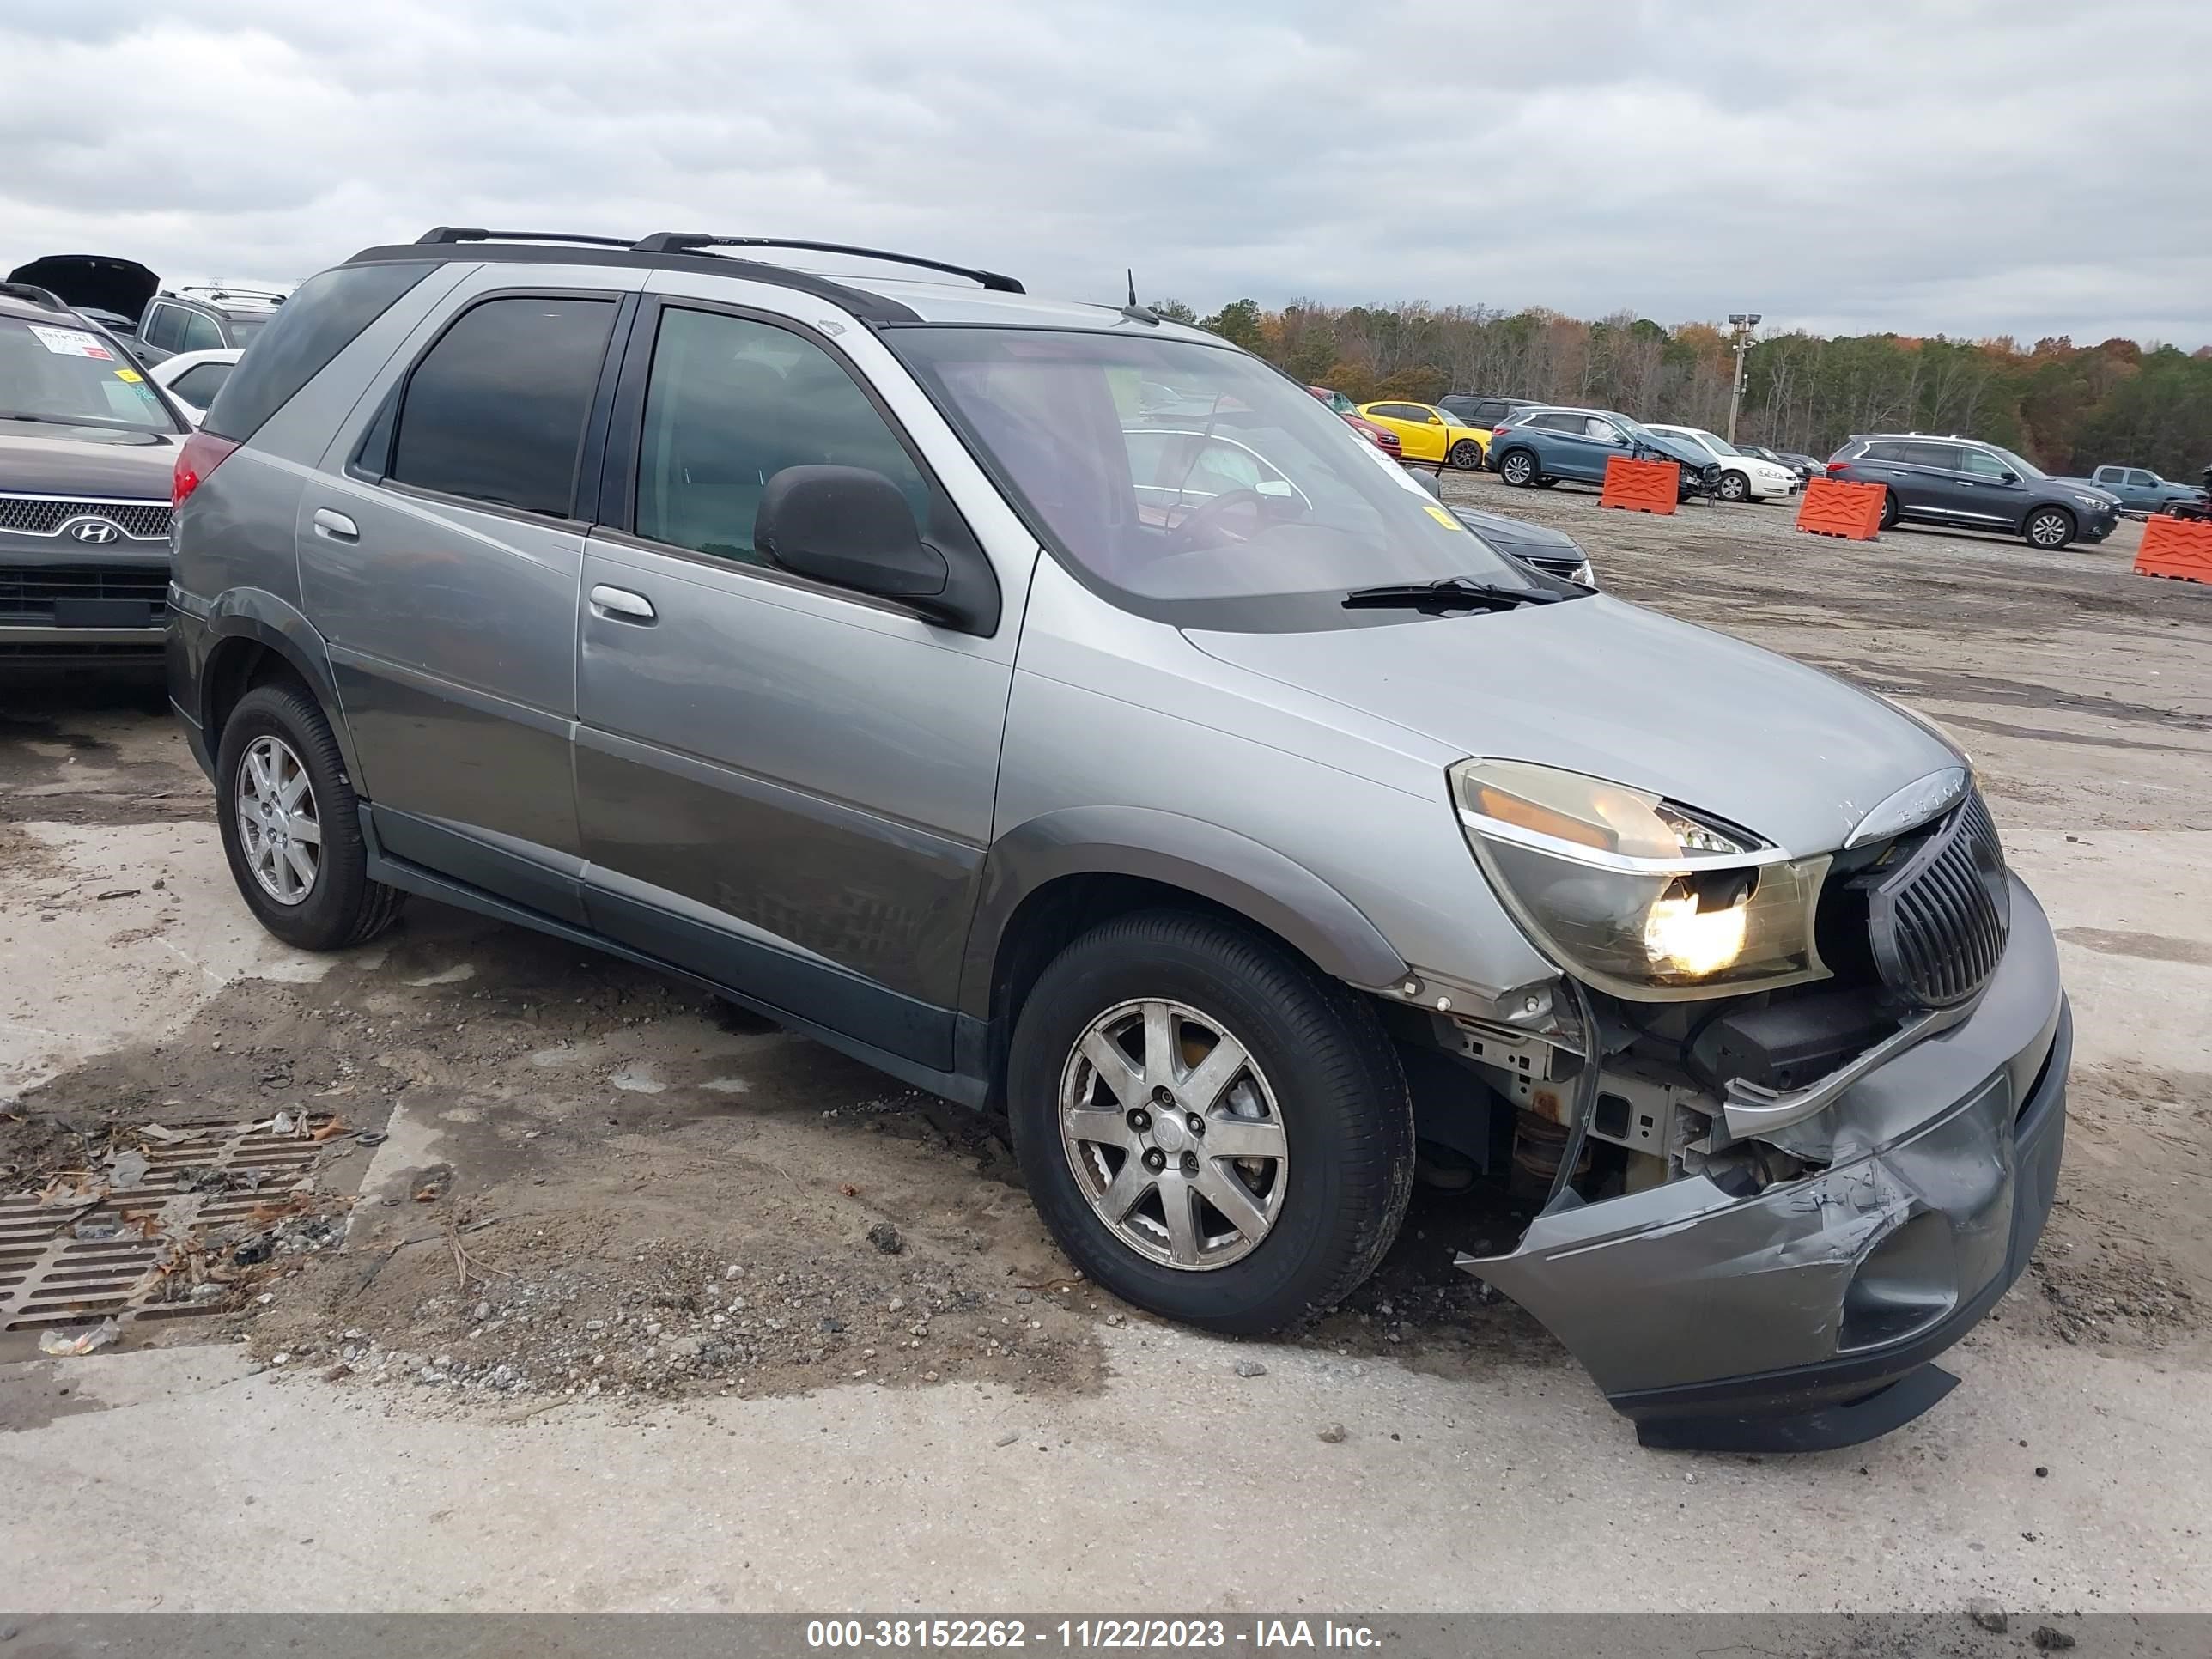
[1501,452,1534,486]
[235,734,321,905]
[2027,510,2069,548]
[1058,998,1289,1271]
[1720,472,1749,501]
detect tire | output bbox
[1497,447,1539,488]
[2024,505,2075,550]
[1534,477,1559,489]
[1008,910,1413,1334]
[215,682,406,951]
[1447,439,1483,471]
[1717,471,1751,502]
[1880,489,1901,530]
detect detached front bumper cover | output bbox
[1464,876,2069,1453]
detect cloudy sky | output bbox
[5,1,2209,346]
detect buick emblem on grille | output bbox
[65,518,124,544]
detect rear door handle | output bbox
[589,584,656,623]
[312,508,358,541]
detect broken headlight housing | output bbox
[1450,758,1831,1001]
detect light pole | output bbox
[1725,312,1761,445]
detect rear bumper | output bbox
[1468,877,2069,1451]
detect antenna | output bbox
[1119,268,1158,326]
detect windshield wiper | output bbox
[1341,576,1567,613]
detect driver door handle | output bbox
[589,584,656,623]
[312,508,358,541]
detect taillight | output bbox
[173,430,240,507]
[1825,459,1849,476]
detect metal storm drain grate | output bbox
[0,1111,361,1352]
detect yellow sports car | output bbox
[1355,400,1489,469]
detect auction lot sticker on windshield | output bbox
[30,325,115,360]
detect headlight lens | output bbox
[1450,758,1830,1000]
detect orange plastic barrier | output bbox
[1796,477,1885,541]
[1598,457,1679,515]
[2136,514,2212,586]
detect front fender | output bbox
[957,805,1409,1018]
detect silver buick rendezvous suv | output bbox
[167,229,2069,1450]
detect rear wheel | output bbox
[1448,439,1483,471]
[216,683,405,951]
[1717,471,1751,502]
[1880,489,1901,529]
[2024,506,2075,550]
[1008,911,1413,1334]
[1497,448,1539,488]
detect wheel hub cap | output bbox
[235,734,321,907]
[1058,998,1288,1272]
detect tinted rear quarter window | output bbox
[170,361,234,406]
[203,262,430,441]
[389,295,616,519]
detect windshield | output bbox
[1986,444,2046,480]
[1689,428,1741,456]
[892,328,1544,626]
[0,317,179,433]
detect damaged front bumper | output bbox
[1465,876,2069,1452]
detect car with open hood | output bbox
[167,227,2069,1451]
[0,281,187,670]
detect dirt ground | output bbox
[3,487,2210,1617]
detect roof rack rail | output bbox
[0,281,72,313]
[416,228,637,248]
[630,234,1024,294]
[176,283,287,307]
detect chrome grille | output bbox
[0,495,172,539]
[1867,792,2010,1008]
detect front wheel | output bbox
[1008,911,1413,1334]
[1497,448,1539,488]
[216,682,406,951]
[2024,506,2076,550]
[1448,439,1483,471]
[1717,471,1751,502]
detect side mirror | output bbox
[757,465,950,605]
[2000,471,2020,484]
[1427,414,1443,425]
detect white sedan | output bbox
[146,347,242,423]
[1646,423,1800,502]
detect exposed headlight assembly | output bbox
[1450,758,1831,1000]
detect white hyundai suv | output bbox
[1646,423,1800,502]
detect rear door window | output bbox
[1902,442,1963,470]
[176,308,226,353]
[204,261,430,441]
[388,295,616,519]
[139,304,183,352]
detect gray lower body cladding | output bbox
[1467,885,2069,1450]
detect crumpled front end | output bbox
[1462,874,2069,1451]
